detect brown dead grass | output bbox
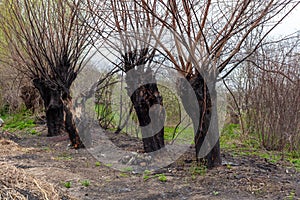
[0,139,76,200]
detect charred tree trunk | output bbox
[33,79,64,137]
[178,72,221,168]
[33,78,84,148]
[122,48,165,153]
[206,84,222,168]
[62,93,84,148]
[125,68,165,153]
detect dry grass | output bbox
[0,138,76,200]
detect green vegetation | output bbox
[95,161,101,167]
[1,109,37,134]
[142,170,168,182]
[63,181,72,188]
[42,147,51,152]
[105,163,113,167]
[190,163,207,177]
[220,123,300,171]
[163,126,175,141]
[143,175,150,181]
[287,151,300,171]
[55,153,73,161]
[95,103,115,129]
[81,180,90,187]
[119,172,129,177]
[286,190,296,200]
[121,166,133,172]
[143,170,151,181]
[220,123,241,149]
[164,126,194,144]
[156,174,167,182]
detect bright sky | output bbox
[90,2,300,66]
[270,4,300,37]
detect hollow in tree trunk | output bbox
[177,72,221,168]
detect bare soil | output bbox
[0,127,299,200]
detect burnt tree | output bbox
[0,0,97,148]
[89,0,166,152]
[178,72,220,168]
[123,49,165,152]
[139,0,297,167]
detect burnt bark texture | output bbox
[125,70,165,152]
[62,93,84,149]
[33,78,64,137]
[178,72,221,168]
[0,0,92,149]
[33,78,83,148]
[123,48,165,153]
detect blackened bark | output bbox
[125,69,165,153]
[178,72,221,168]
[63,93,84,148]
[33,79,64,137]
[33,78,84,148]
[122,48,165,153]
[207,85,222,168]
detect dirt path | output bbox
[0,129,299,200]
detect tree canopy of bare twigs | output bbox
[133,0,300,167]
[0,0,99,148]
[88,0,168,152]
[0,0,95,86]
[85,0,300,167]
[137,0,299,78]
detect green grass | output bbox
[157,174,167,182]
[190,163,207,177]
[164,126,194,144]
[63,181,72,188]
[81,180,90,187]
[143,169,151,180]
[143,175,150,181]
[42,146,51,152]
[212,191,220,196]
[220,123,241,149]
[1,109,37,134]
[95,103,115,129]
[286,190,296,200]
[119,172,129,177]
[286,151,300,171]
[220,123,300,171]
[142,171,168,182]
[143,170,166,182]
[121,166,133,172]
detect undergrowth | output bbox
[1,109,37,135]
[220,123,300,171]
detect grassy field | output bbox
[220,123,300,171]
[1,109,37,135]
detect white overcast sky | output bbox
[270,4,300,37]
[90,3,300,67]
